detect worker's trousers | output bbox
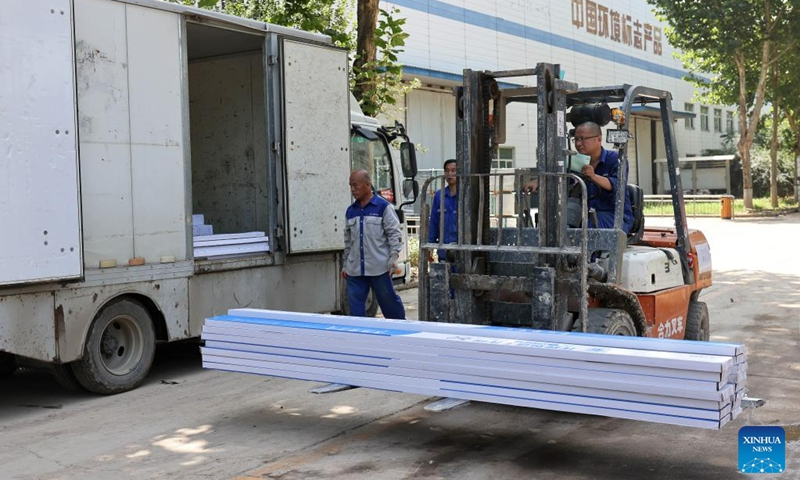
[346,272,406,319]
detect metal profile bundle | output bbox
[201,310,747,429]
[193,232,269,259]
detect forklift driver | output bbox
[523,122,634,234]
[573,121,634,234]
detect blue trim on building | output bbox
[390,0,690,81]
[403,66,521,88]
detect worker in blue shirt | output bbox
[574,122,634,233]
[427,159,458,262]
[522,123,633,233]
[343,169,406,319]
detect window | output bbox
[350,131,395,203]
[713,108,722,133]
[492,147,514,170]
[684,103,695,129]
[700,106,709,132]
[726,111,734,134]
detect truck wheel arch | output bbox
[80,293,169,349]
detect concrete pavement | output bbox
[1,214,799,479]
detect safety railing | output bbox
[644,194,735,218]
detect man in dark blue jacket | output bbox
[428,159,458,262]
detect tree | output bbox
[353,0,379,108]
[771,42,800,202]
[647,0,800,208]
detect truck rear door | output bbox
[281,39,351,254]
[0,0,83,286]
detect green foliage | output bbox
[351,7,410,117]
[406,235,419,269]
[748,146,796,197]
[735,196,798,212]
[647,0,800,109]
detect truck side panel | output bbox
[127,6,187,263]
[0,0,83,286]
[55,277,190,362]
[75,0,187,268]
[75,0,134,266]
[0,293,57,361]
[188,255,340,336]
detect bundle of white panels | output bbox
[202,309,747,429]
[193,232,269,259]
[192,214,214,237]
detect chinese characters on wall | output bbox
[571,0,662,56]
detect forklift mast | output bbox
[419,63,690,331]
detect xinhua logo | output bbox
[738,426,786,474]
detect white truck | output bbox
[0,0,417,393]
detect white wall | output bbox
[388,0,735,172]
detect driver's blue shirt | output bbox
[587,148,634,234]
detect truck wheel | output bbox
[72,299,156,394]
[341,282,379,317]
[52,363,85,392]
[685,301,710,341]
[573,308,637,336]
[0,352,16,378]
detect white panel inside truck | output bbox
[0,0,83,286]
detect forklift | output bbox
[418,63,712,340]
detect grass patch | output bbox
[643,196,798,216]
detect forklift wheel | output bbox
[573,308,637,336]
[685,301,710,341]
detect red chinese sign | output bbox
[571,0,662,56]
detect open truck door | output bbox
[0,0,83,286]
[281,39,351,254]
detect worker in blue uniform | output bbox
[342,169,406,319]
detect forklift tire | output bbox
[573,308,637,336]
[71,299,156,394]
[685,301,710,341]
[0,352,17,379]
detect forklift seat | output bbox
[627,184,645,244]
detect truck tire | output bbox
[72,299,156,394]
[0,352,16,379]
[685,301,710,341]
[53,363,85,392]
[573,308,637,336]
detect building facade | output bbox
[385,0,736,194]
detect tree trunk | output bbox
[770,67,779,208]
[735,38,772,210]
[353,0,380,109]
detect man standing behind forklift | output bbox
[427,159,458,262]
[343,169,406,319]
[574,122,635,234]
